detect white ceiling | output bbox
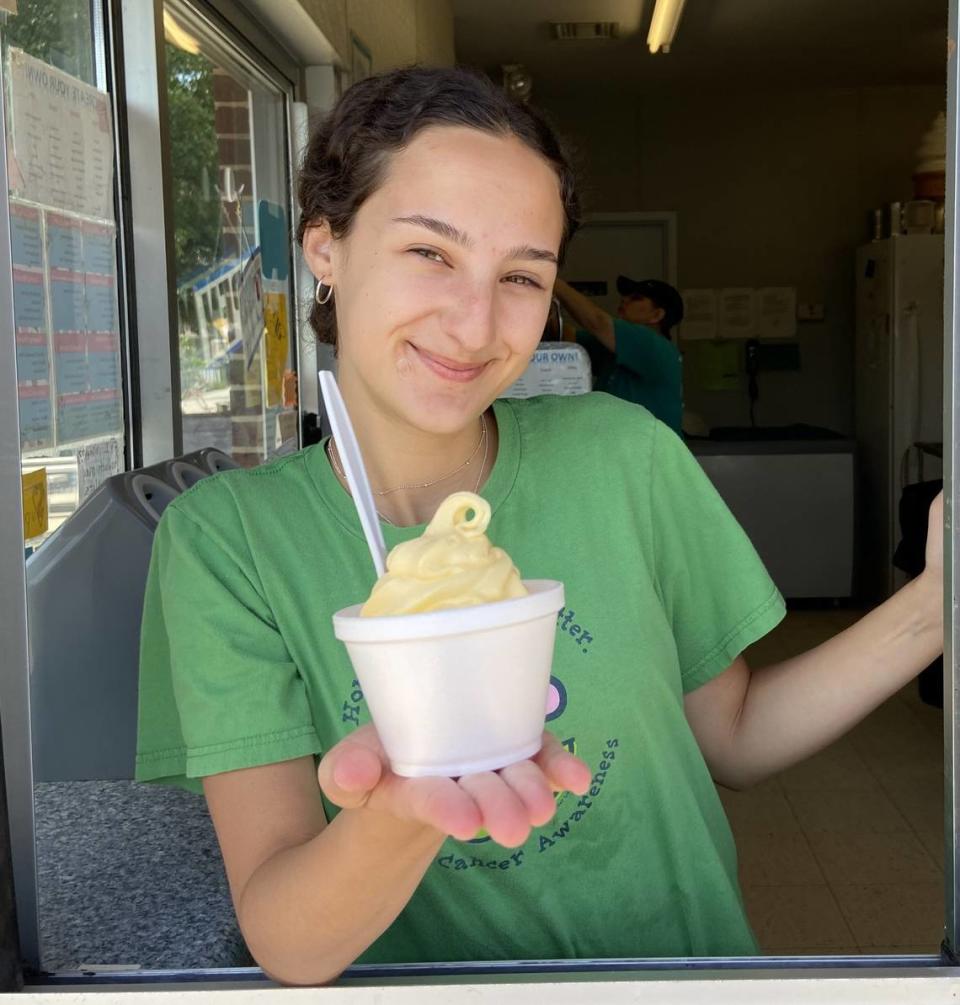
[450,0,947,96]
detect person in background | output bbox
[553,275,684,434]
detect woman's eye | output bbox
[412,248,446,265]
[504,274,543,289]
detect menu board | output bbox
[501,342,592,399]
[11,201,122,447]
[6,51,123,450]
[12,201,51,447]
[6,48,114,219]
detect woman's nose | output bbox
[440,283,496,351]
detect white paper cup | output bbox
[332,579,564,777]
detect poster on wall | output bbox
[6,48,114,220]
[82,220,121,400]
[57,389,122,442]
[239,248,265,371]
[257,201,293,409]
[263,292,289,407]
[10,199,42,266]
[6,51,124,457]
[678,289,718,341]
[17,384,52,447]
[76,437,123,504]
[11,201,51,447]
[21,467,48,540]
[718,288,756,340]
[13,205,124,448]
[756,287,797,340]
[49,216,122,443]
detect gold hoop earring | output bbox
[315,279,334,305]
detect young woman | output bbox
[136,66,944,985]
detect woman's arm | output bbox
[205,757,443,986]
[554,278,615,349]
[685,496,944,790]
[204,727,590,986]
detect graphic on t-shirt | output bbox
[449,738,620,862]
[459,670,571,849]
[546,675,567,721]
[556,606,594,654]
[335,604,618,867]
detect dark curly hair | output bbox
[296,65,580,346]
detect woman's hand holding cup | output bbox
[317,724,591,848]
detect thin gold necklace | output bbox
[329,415,486,496]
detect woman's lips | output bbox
[409,343,488,383]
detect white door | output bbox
[560,212,677,315]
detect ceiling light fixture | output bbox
[163,9,201,54]
[549,22,620,41]
[502,64,533,103]
[647,0,686,54]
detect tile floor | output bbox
[722,607,946,956]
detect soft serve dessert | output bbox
[361,492,526,617]
[333,490,565,776]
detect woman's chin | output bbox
[412,408,485,437]
[398,394,489,437]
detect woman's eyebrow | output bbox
[393,215,471,247]
[393,215,558,264]
[507,244,558,265]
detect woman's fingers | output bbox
[457,772,532,847]
[318,727,591,847]
[498,759,559,828]
[373,774,482,841]
[316,725,386,809]
[535,732,592,795]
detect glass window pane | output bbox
[165,3,296,469]
[2,0,95,84]
[2,0,126,546]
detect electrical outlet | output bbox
[797,302,825,322]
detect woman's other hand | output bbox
[915,490,944,624]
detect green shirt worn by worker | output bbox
[136,392,784,963]
[578,318,683,434]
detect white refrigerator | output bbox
[855,234,944,600]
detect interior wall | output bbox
[540,84,945,434]
[346,0,417,69]
[297,0,454,73]
[298,1,350,63]
[415,0,456,67]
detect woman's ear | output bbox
[302,221,335,283]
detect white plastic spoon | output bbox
[319,370,388,577]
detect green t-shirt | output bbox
[578,319,683,434]
[136,393,784,962]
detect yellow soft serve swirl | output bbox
[360,492,528,616]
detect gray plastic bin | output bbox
[24,448,254,970]
[27,449,237,783]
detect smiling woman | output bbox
[301,123,566,494]
[291,67,579,525]
[134,65,944,986]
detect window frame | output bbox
[0,0,958,993]
[134,0,301,466]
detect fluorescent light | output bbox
[647,0,687,54]
[163,9,201,55]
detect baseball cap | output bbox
[616,276,684,330]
